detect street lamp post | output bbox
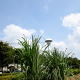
[44,39,52,50]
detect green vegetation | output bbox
[42,48,68,80]
[0,41,14,72]
[17,36,68,80]
[67,57,80,68]
[0,36,80,80]
[0,72,24,80]
[69,69,80,75]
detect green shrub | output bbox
[69,69,80,75]
[18,36,69,80]
[42,48,68,80]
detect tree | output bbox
[67,57,80,68]
[13,48,22,68]
[0,41,13,72]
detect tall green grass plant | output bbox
[18,36,69,80]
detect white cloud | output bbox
[1,24,36,47]
[67,27,80,51]
[68,27,80,42]
[63,13,80,27]
[40,30,45,35]
[51,41,67,50]
[62,13,80,58]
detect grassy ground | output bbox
[1,73,80,80]
[0,72,24,80]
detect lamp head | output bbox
[45,39,52,46]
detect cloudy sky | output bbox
[0,0,80,58]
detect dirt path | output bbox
[67,74,80,80]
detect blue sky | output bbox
[0,0,80,58]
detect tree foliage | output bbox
[0,41,14,71]
[67,57,80,68]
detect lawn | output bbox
[1,72,80,80]
[0,72,24,80]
